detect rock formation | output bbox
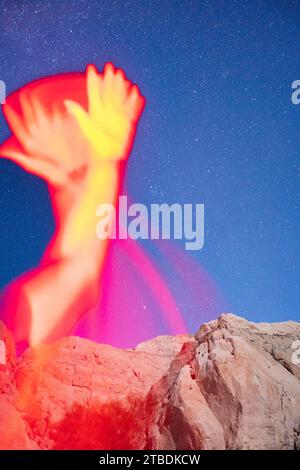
[0,314,299,450]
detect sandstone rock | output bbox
[194,316,300,449]
[0,314,299,449]
[196,313,300,380]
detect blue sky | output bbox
[0,0,299,326]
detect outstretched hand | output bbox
[1,91,90,188]
[0,63,144,189]
[65,63,144,161]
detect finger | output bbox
[19,90,36,131]
[0,136,25,160]
[125,85,145,121]
[31,96,50,130]
[28,96,58,161]
[3,104,43,157]
[102,62,115,104]
[86,64,103,118]
[66,98,120,157]
[65,99,99,147]
[65,99,90,131]
[3,104,29,147]
[0,144,66,186]
[114,69,130,108]
[47,110,72,165]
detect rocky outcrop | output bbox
[0,314,299,449]
[0,322,37,449]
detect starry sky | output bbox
[0,0,299,326]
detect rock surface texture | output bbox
[0,314,299,450]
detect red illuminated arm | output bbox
[0,63,144,346]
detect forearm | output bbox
[4,161,122,346]
[49,161,121,262]
[3,255,101,346]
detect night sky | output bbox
[0,0,299,327]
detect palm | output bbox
[65,63,144,161]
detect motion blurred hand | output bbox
[0,63,144,189]
[0,90,90,188]
[65,63,144,161]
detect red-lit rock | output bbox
[0,314,299,449]
[0,322,37,449]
